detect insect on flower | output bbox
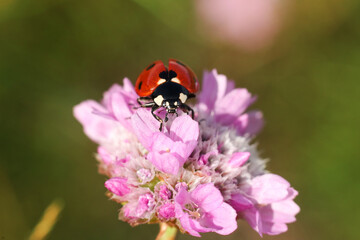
[73,67,300,238]
[135,59,199,130]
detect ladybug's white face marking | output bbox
[171,78,181,84]
[179,93,187,103]
[154,95,164,106]
[157,79,166,85]
[174,101,178,106]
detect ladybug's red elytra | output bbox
[135,59,199,130]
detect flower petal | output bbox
[228,152,250,167]
[110,92,134,130]
[198,70,230,112]
[169,115,199,142]
[147,151,181,175]
[261,222,288,235]
[206,202,237,235]
[73,100,116,143]
[102,83,123,109]
[229,193,254,211]
[262,200,300,223]
[150,133,192,165]
[214,88,256,125]
[190,183,223,212]
[243,207,263,236]
[235,110,264,135]
[150,132,175,152]
[105,177,131,196]
[248,174,291,204]
[178,214,201,237]
[123,77,136,94]
[97,146,113,165]
[131,109,161,149]
[175,185,191,207]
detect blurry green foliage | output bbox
[0,0,359,239]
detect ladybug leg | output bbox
[136,97,152,106]
[134,98,155,109]
[181,104,195,119]
[151,105,164,131]
[164,110,179,122]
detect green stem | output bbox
[156,223,177,240]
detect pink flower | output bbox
[196,0,284,51]
[105,177,131,197]
[197,70,263,135]
[73,69,299,237]
[132,109,199,175]
[175,183,237,237]
[156,184,172,200]
[229,174,300,236]
[157,202,176,220]
[121,192,156,222]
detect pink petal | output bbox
[110,92,133,130]
[147,151,181,175]
[97,147,113,165]
[263,200,300,223]
[190,183,223,212]
[150,132,175,152]
[172,140,197,160]
[178,214,201,237]
[131,109,161,149]
[198,70,219,111]
[261,222,288,235]
[228,152,250,167]
[229,193,254,211]
[123,77,136,94]
[243,207,262,236]
[207,202,237,235]
[235,110,264,135]
[169,115,199,142]
[175,186,190,208]
[105,177,131,196]
[285,187,299,200]
[189,217,212,234]
[150,133,193,164]
[102,83,123,109]
[225,79,235,95]
[198,149,218,165]
[198,70,230,112]
[73,100,116,143]
[214,88,256,125]
[249,174,291,204]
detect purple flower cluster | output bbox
[74,69,300,237]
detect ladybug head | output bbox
[163,99,179,114]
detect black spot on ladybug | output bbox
[169,70,177,79]
[146,63,155,71]
[159,70,177,81]
[176,61,186,67]
[138,81,142,90]
[159,71,168,80]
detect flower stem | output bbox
[155,223,177,240]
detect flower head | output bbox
[74,69,299,237]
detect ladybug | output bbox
[135,59,199,130]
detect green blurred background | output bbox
[1,0,359,239]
